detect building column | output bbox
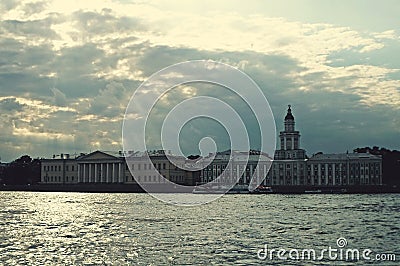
[317,164,321,185]
[291,136,294,150]
[88,163,93,183]
[83,163,87,183]
[325,163,328,185]
[105,163,110,183]
[100,163,104,183]
[112,163,116,183]
[236,164,240,182]
[119,163,123,183]
[228,161,236,183]
[332,163,336,185]
[93,163,97,183]
[77,164,81,183]
[310,164,313,186]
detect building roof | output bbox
[309,152,381,161]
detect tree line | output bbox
[0,155,41,185]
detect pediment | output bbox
[78,150,120,161]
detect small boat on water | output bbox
[304,189,322,194]
[251,185,274,194]
[304,188,347,194]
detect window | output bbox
[163,163,166,169]
[72,165,74,171]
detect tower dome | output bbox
[285,105,294,120]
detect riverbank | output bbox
[0,183,399,194]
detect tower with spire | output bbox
[274,105,306,160]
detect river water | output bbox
[0,192,398,265]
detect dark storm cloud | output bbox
[1,18,60,39]
[0,97,26,112]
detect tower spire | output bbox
[285,104,294,121]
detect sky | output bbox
[0,0,399,162]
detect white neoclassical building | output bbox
[40,150,199,185]
[40,106,383,188]
[266,105,382,186]
[199,105,383,187]
[267,105,308,185]
[198,150,273,186]
[41,156,78,184]
[307,152,382,186]
[76,151,127,183]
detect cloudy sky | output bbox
[0,0,399,161]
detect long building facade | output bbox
[267,105,382,186]
[40,150,199,186]
[198,105,382,187]
[198,150,273,187]
[41,105,383,187]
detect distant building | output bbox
[40,150,199,186]
[40,106,383,188]
[267,105,307,185]
[125,150,199,185]
[307,152,382,185]
[199,105,383,187]
[77,151,126,183]
[267,105,382,186]
[41,158,78,184]
[198,150,273,186]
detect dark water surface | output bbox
[0,192,399,265]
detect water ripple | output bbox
[0,192,398,265]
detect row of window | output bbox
[265,176,381,185]
[43,165,75,172]
[131,163,168,171]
